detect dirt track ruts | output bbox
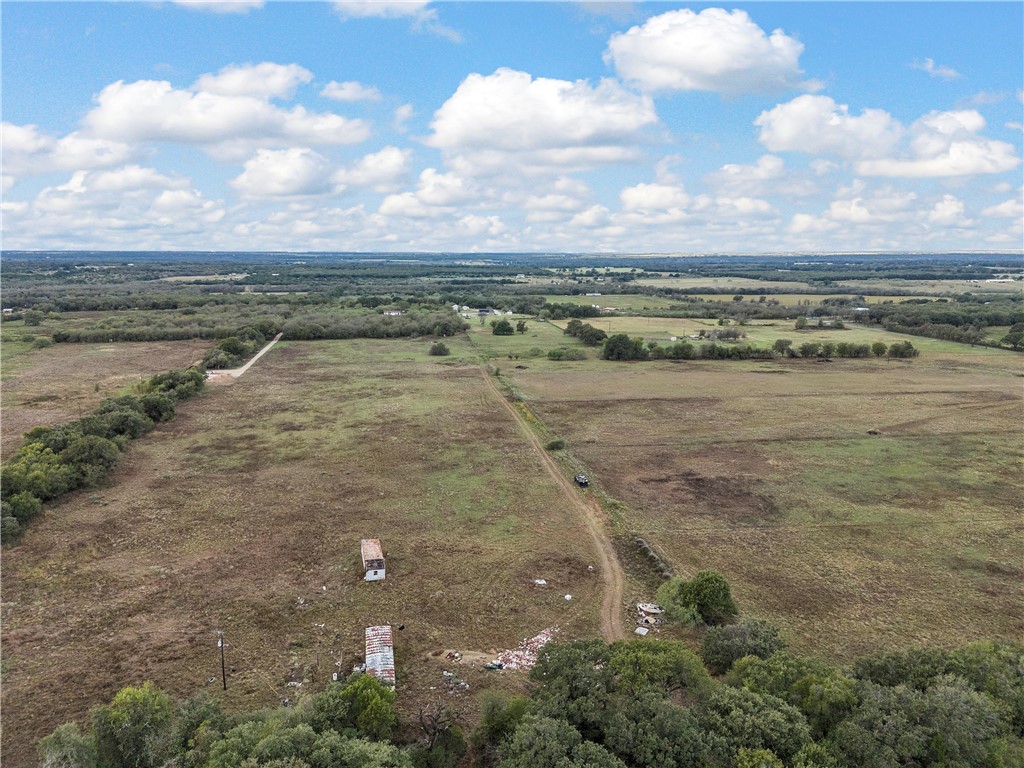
[480,368,626,642]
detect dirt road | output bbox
[480,368,626,642]
[206,333,284,383]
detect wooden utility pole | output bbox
[218,631,227,690]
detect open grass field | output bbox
[533,293,942,312]
[500,347,1024,662]
[835,278,1023,295]
[0,338,212,461]
[549,315,1016,357]
[634,276,819,291]
[0,338,604,765]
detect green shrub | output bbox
[547,348,587,361]
[1,515,23,543]
[702,619,786,675]
[7,491,43,524]
[428,341,450,356]
[657,570,738,626]
[545,439,565,450]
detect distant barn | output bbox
[361,539,386,581]
[365,625,395,688]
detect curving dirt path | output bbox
[479,368,626,642]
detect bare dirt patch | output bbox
[1,340,212,460]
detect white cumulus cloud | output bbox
[620,182,690,212]
[82,76,369,148]
[320,80,382,102]
[605,8,812,94]
[333,146,411,192]
[2,122,136,178]
[706,154,817,198]
[333,1,429,18]
[427,68,659,176]
[857,110,1020,177]
[333,1,460,41]
[755,95,904,159]
[230,147,334,198]
[172,1,264,13]
[927,194,973,227]
[195,62,313,99]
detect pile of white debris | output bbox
[489,627,559,670]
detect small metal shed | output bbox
[361,539,385,581]
[365,625,395,688]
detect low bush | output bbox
[702,619,787,674]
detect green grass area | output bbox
[835,278,1024,295]
[465,316,582,359]
[1,338,604,761]
[502,346,1023,661]
[548,315,1019,357]
[634,276,819,290]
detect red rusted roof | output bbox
[365,625,395,687]
[360,539,384,562]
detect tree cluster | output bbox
[38,674,459,768]
[1,368,204,543]
[470,634,1024,768]
[203,328,266,369]
[563,319,608,346]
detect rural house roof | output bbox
[361,539,383,563]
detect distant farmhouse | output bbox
[365,625,396,688]
[361,539,385,581]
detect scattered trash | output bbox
[207,676,216,685]
[636,603,666,631]
[564,594,572,601]
[587,565,594,572]
[295,597,308,608]
[533,579,548,586]
[490,627,559,671]
[445,651,463,662]
[634,627,650,636]
[442,670,470,692]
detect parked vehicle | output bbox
[574,473,589,487]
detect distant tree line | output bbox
[596,334,918,362]
[48,309,467,345]
[0,368,205,543]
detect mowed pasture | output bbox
[503,349,1024,661]
[0,337,212,461]
[1,338,602,765]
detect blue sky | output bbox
[2,1,1022,253]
